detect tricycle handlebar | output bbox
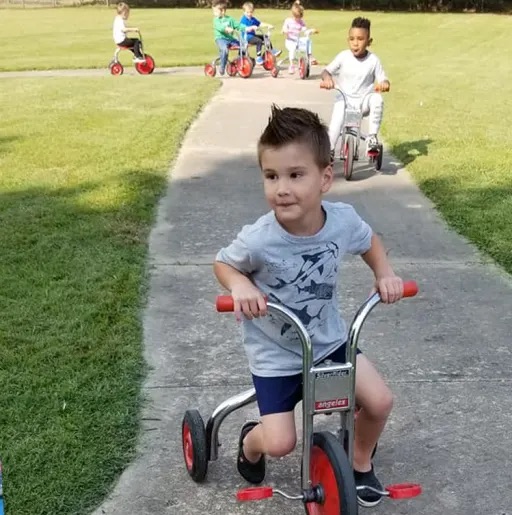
[216,280,417,313]
[216,280,418,386]
[320,82,386,93]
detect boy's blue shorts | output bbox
[252,343,361,416]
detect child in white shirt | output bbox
[113,2,145,63]
[320,17,390,157]
[281,1,317,74]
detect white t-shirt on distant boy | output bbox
[113,15,126,44]
[325,49,387,98]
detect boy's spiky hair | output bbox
[351,16,371,33]
[212,0,227,7]
[257,105,331,169]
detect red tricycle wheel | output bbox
[263,51,276,71]
[135,54,155,75]
[299,57,307,80]
[181,409,208,482]
[343,135,355,180]
[227,60,238,77]
[238,56,253,78]
[110,62,124,76]
[305,432,358,515]
[204,63,216,77]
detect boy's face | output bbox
[244,7,254,18]
[122,8,129,19]
[348,27,371,57]
[213,5,226,17]
[260,143,333,233]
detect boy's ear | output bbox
[368,37,373,46]
[321,164,334,192]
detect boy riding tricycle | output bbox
[181,106,422,514]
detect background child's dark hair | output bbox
[351,16,371,33]
[257,105,331,169]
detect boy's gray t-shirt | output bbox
[216,201,372,377]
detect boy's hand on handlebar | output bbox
[374,275,404,304]
[320,76,335,90]
[230,283,267,321]
[225,27,234,34]
[375,80,390,92]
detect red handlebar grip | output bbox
[216,295,234,312]
[402,281,419,298]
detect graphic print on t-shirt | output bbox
[264,242,339,339]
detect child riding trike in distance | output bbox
[320,16,389,176]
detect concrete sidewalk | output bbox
[0,66,203,79]
[93,69,512,515]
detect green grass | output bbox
[0,75,218,515]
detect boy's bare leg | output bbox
[243,411,296,461]
[354,354,393,472]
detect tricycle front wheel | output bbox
[343,135,355,180]
[304,431,358,515]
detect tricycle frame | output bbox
[205,291,383,491]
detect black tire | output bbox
[376,144,383,171]
[305,431,358,515]
[182,409,209,482]
[344,135,355,180]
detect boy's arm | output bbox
[214,228,267,319]
[214,261,267,319]
[360,234,403,303]
[374,56,390,91]
[320,53,343,89]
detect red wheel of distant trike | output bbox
[204,63,216,77]
[237,57,253,78]
[305,432,358,514]
[343,136,355,180]
[299,57,307,80]
[226,60,238,77]
[263,51,275,71]
[135,54,155,75]
[110,62,124,76]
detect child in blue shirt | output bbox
[240,1,281,65]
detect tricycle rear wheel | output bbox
[182,409,209,482]
[304,431,358,515]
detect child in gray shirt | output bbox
[214,105,405,508]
